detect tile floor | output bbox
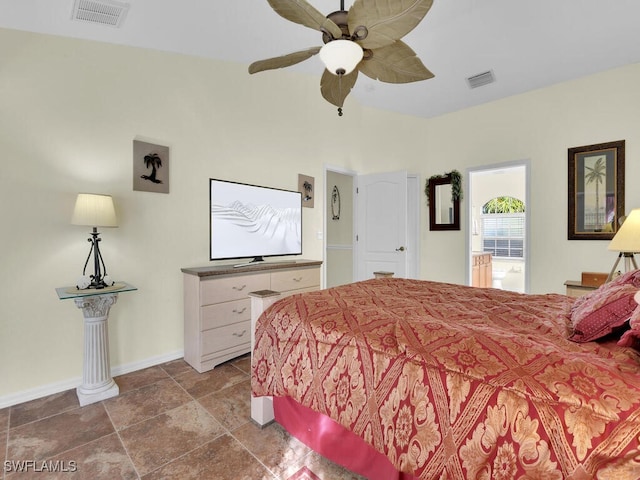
[1,355,365,479]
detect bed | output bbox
[251,275,640,479]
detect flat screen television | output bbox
[209,178,302,264]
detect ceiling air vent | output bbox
[466,70,496,89]
[71,0,129,28]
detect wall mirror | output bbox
[429,175,460,231]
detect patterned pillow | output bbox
[617,292,640,348]
[568,281,638,343]
[609,269,640,288]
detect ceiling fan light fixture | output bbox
[319,40,363,76]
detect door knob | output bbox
[396,246,406,252]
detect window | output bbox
[481,197,525,259]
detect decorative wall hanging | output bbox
[426,170,462,231]
[425,170,462,205]
[331,185,341,220]
[133,140,170,194]
[298,174,315,208]
[568,140,625,240]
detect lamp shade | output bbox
[319,39,363,76]
[71,193,118,227]
[608,208,640,253]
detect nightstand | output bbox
[564,280,598,298]
[373,271,394,279]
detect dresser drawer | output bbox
[201,299,250,330]
[473,253,491,266]
[271,267,320,292]
[183,260,322,373]
[200,273,270,305]
[279,285,319,300]
[201,320,250,356]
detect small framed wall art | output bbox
[133,140,170,194]
[298,174,314,208]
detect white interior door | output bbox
[356,171,408,280]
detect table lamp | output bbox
[71,193,118,289]
[607,208,640,282]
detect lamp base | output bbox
[77,228,114,290]
[87,279,110,290]
[606,252,639,282]
[77,275,114,290]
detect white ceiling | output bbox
[2,0,640,118]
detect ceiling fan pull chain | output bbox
[338,74,344,116]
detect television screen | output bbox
[210,178,302,263]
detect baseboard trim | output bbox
[0,350,184,409]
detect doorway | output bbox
[325,167,356,288]
[467,161,530,293]
[324,167,420,288]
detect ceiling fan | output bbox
[249,0,435,116]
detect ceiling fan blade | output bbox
[267,0,343,39]
[359,40,433,83]
[320,69,358,108]
[249,47,321,74]
[348,0,433,50]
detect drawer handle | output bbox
[232,285,247,291]
[232,307,247,314]
[232,330,247,337]
[292,277,302,282]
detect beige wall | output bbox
[1,26,639,403]
[0,28,428,402]
[422,64,640,288]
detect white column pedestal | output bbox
[249,290,281,426]
[73,294,119,406]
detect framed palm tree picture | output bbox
[133,139,170,194]
[568,140,625,240]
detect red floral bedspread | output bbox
[251,278,640,479]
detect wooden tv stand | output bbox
[181,259,322,373]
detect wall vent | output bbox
[71,0,129,28]
[466,70,496,89]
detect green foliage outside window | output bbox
[482,196,525,214]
